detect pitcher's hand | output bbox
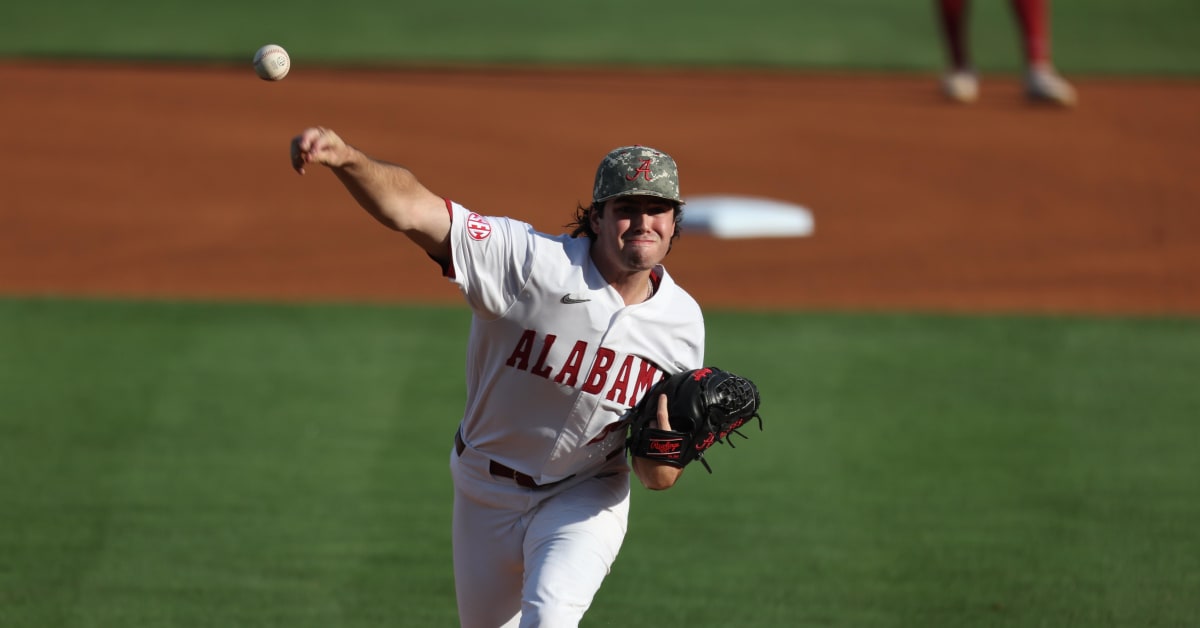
[290,127,351,174]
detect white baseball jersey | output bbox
[444,201,705,484]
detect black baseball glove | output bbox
[627,367,762,473]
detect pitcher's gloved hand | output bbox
[627,367,762,473]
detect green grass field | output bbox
[2,298,1198,626]
[2,0,1199,74]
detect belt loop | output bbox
[454,427,466,457]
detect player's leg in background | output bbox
[1010,0,1077,105]
[938,0,971,71]
[1010,0,1050,65]
[937,0,980,103]
[519,473,631,627]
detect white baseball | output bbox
[253,44,290,81]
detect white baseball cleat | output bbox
[941,70,980,104]
[1025,64,1077,107]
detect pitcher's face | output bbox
[590,196,678,273]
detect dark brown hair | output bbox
[567,200,685,244]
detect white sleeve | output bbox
[446,202,536,319]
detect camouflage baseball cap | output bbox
[593,145,681,204]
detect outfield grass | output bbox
[2,0,1199,75]
[2,298,1197,626]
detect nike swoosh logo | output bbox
[560,294,591,304]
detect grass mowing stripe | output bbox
[1,299,466,626]
[595,311,1200,626]
[3,298,1198,626]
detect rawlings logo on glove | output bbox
[627,367,762,473]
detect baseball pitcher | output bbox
[290,130,760,627]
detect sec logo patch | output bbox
[466,213,492,241]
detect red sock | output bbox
[937,0,970,70]
[1010,0,1051,65]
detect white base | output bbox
[680,195,814,239]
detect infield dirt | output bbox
[2,62,1197,315]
